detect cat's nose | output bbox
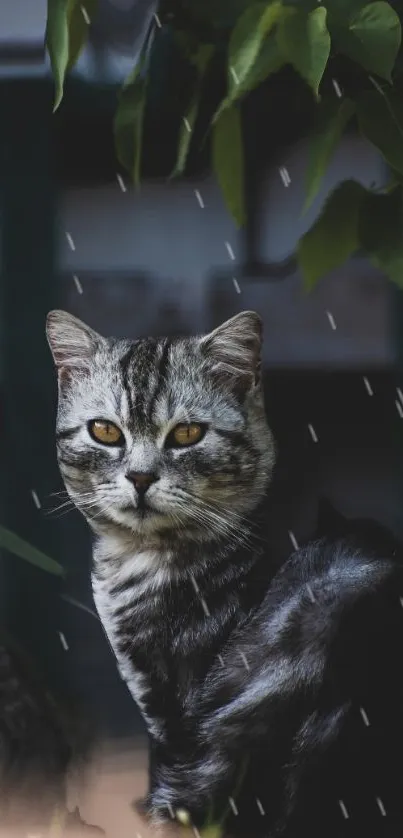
[126,471,158,494]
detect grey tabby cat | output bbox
[47,310,403,838]
[46,309,275,825]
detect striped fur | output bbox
[47,311,403,838]
[46,310,275,775]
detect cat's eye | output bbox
[166,423,206,448]
[88,420,124,446]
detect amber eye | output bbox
[88,420,123,446]
[167,423,206,448]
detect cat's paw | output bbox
[175,808,192,826]
[146,762,214,829]
[148,792,195,827]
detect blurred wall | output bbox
[58,135,393,367]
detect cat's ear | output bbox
[46,310,104,374]
[200,311,262,388]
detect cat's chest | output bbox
[91,553,174,735]
[91,549,207,739]
[91,546,241,739]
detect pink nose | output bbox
[126,471,158,493]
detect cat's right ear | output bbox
[199,310,262,391]
[46,310,104,375]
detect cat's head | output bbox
[46,310,275,546]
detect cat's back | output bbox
[268,534,403,838]
[208,532,403,838]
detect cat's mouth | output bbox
[122,499,163,519]
[118,501,171,532]
[137,505,160,520]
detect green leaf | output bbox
[243,26,285,87]
[277,6,331,97]
[200,827,224,838]
[46,0,70,111]
[67,0,98,71]
[172,94,201,179]
[333,1,401,82]
[0,526,64,576]
[212,105,245,227]
[46,0,96,111]
[171,45,214,178]
[358,186,403,286]
[298,179,367,289]
[114,64,147,187]
[357,88,403,178]
[211,0,286,121]
[304,97,356,212]
[214,31,284,121]
[228,1,283,92]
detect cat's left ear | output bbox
[46,310,105,375]
[200,310,262,389]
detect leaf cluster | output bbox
[45,0,403,286]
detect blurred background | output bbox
[0,0,402,765]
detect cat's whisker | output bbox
[46,490,102,518]
[48,488,98,502]
[45,500,77,517]
[173,492,256,551]
[177,503,246,551]
[46,506,77,520]
[176,489,251,531]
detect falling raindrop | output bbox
[31,489,41,509]
[326,310,337,330]
[80,4,91,24]
[195,190,204,208]
[65,232,76,251]
[117,174,127,192]
[58,631,69,651]
[288,530,299,550]
[225,242,236,261]
[73,275,83,294]
[332,78,343,97]
[279,166,291,187]
[363,377,373,396]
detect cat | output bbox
[46,308,403,838]
[0,630,104,833]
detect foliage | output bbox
[45,0,403,288]
[45,0,97,110]
[0,525,64,576]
